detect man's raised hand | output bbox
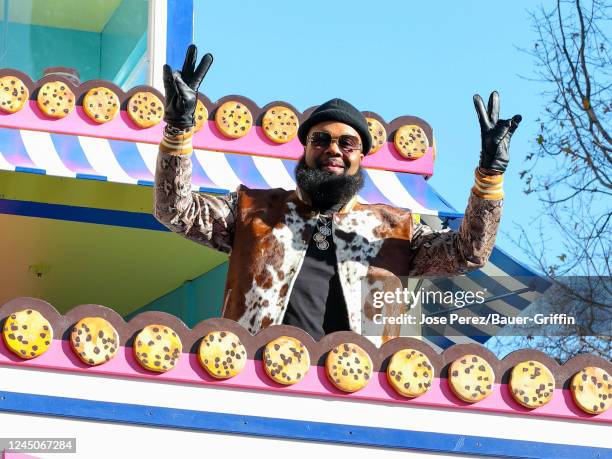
[473,91,522,174]
[163,44,213,129]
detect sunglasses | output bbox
[307,131,362,153]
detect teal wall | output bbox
[1,22,100,81]
[125,261,229,328]
[100,0,148,82]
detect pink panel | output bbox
[0,339,609,424]
[0,102,434,175]
[3,452,42,459]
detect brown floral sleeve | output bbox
[154,150,237,254]
[407,192,502,277]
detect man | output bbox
[154,45,521,343]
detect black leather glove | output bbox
[473,91,522,174]
[163,44,213,129]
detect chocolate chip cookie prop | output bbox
[366,117,386,154]
[127,91,164,128]
[198,330,247,379]
[70,317,119,366]
[509,360,555,409]
[0,76,29,113]
[393,124,429,159]
[263,336,310,385]
[2,309,53,359]
[214,101,253,138]
[262,106,299,143]
[448,354,495,403]
[386,349,434,398]
[194,99,209,132]
[83,87,120,124]
[571,367,611,414]
[36,81,75,118]
[325,343,372,393]
[133,324,182,372]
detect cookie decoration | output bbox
[325,343,372,393]
[366,117,386,154]
[36,81,75,118]
[194,99,209,132]
[263,336,310,385]
[133,324,182,372]
[2,309,53,359]
[448,354,494,403]
[214,101,253,138]
[127,91,164,128]
[0,76,29,113]
[198,331,247,379]
[262,106,299,143]
[83,87,120,123]
[509,360,555,409]
[393,124,429,159]
[70,317,119,366]
[571,367,611,414]
[386,349,434,397]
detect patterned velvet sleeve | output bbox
[406,169,503,277]
[153,127,237,254]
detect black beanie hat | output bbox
[298,98,372,154]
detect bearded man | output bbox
[154,45,521,343]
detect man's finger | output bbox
[509,114,522,134]
[162,64,174,95]
[192,53,214,90]
[181,44,197,77]
[488,91,500,125]
[473,94,490,130]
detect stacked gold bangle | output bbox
[160,125,194,156]
[472,167,504,200]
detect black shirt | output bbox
[282,210,350,340]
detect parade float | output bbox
[0,1,609,457]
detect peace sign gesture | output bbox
[473,91,522,174]
[162,44,214,129]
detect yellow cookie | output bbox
[326,343,372,393]
[127,91,164,128]
[214,101,253,138]
[571,367,611,414]
[36,81,75,118]
[83,87,120,123]
[263,336,310,385]
[449,354,494,403]
[198,331,247,379]
[509,360,555,408]
[70,317,119,366]
[393,124,429,159]
[387,349,434,397]
[194,99,209,132]
[366,117,386,154]
[2,309,53,359]
[133,324,182,372]
[0,76,29,113]
[262,106,299,143]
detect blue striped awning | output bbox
[0,127,461,218]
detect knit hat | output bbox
[298,98,372,154]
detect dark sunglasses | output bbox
[307,131,362,153]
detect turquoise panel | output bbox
[100,0,147,83]
[125,261,229,328]
[0,22,100,80]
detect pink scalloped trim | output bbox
[0,340,608,424]
[0,102,434,175]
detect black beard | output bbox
[294,155,365,211]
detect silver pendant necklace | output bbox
[313,214,332,250]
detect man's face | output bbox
[304,121,364,176]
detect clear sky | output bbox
[192,0,556,272]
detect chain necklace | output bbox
[313,214,333,250]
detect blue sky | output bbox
[192,0,556,271]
